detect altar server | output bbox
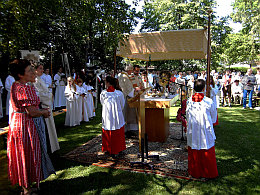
[76,78,89,122]
[100,76,126,155]
[5,74,15,116]
[64,77,80,126]
[54,67,66,108]
[209,75,220,126]
[186,79,218,179]
[41,68,53,93]
[83,80,95,118]
[33,64,60,153]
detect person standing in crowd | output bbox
[64,77,80,126]
[118,65,136,133]
[209,75,220,126]
[242,68,256,109]
[100,76,126,157]
[255,68,260,94]
[186,79,218,179]
[54,67,66,109]
[232,80,243,104]
[7,59,53,195]
[5,73,15,118]
[0,78,3,118]
[83,79,95,118]
[222,70,232,107]
[33,63,60,153]
[71,68,77,80]
[130,65,144,95]
[141,71,151,88]
[41,68,53,94]
[176,72,186,98]
[76,78,89,123]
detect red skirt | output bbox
[102,126,126,155]
[188,146,218,179]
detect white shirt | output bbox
[186,96,217,150]
[5,75,15,93]
[232,83,243,94]
[100,90,125,130]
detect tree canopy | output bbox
[0,0,139,74]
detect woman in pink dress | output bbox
[7,59,50,195]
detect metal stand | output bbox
[130,95,159,170]
[130,134,159,169]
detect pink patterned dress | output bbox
[7,82,42,188]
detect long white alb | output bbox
[186,97,217,150]
[100,90,125,131]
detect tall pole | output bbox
[206,9,212,98]
[114,48,117,77]
[50,45,53,80]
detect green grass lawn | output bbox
[0,104,260,195]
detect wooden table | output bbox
[142,94,179,142]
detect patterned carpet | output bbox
[64,123,198,180]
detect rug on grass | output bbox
[64,123,196,180]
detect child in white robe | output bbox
[64,77,80,126]
[83,81,95,118]
[76,78,89,122]
[100,76,126,156]
[186,79,218,179]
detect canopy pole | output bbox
[114,48,117,77]
[206,9,212,98]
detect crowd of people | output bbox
[3,58,260,193]
[114,68,260,109]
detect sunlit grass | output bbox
[0,103,259,194]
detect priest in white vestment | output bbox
[118,65,137,133]
[100,76,126,155]
[54,68,66,108]
[5,75,15,117]
[33,64,60,153]
[64,77,80,126]
[186,79,218,179]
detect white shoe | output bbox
[242,107,246,109]
[250,107,253,109]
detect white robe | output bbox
[186,97,217,150]
[54,73,66,108]
[83,83,95,118]
[100,90,125,130]
[210,85,220,109]
[0,79,3,118]
[5,75,15,116]
[64,85,80,126]
[41,73,53,93]
[34,76,60,153]
[77,85,89,122]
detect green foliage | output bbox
[226,0,260,66]
[139,0,234,71]
[0,0,139,72]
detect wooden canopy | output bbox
[116,29,208,61]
